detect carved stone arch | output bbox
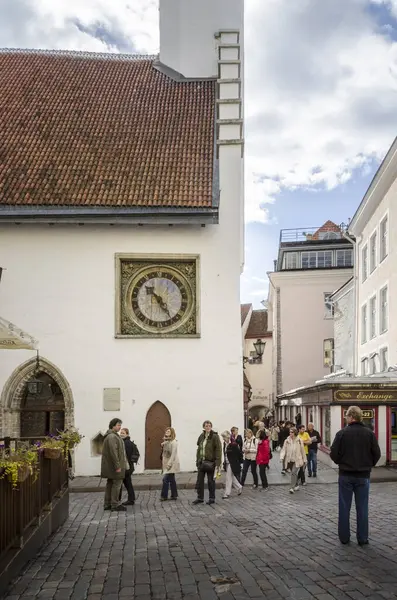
[1,356,75,437]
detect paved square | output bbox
[4,483,397,599]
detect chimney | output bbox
[159,0,244,79]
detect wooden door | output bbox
[145,402,171,469]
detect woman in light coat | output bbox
[280,426,307,494]
[160,427,180,501]
[241,429,259,488]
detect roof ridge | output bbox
[0,48,157,61]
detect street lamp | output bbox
[253,338,266,359]
[26,350,43,395]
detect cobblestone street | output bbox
[4,482,397,600]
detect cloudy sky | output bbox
[2,0,397,306]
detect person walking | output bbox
[161,427,180,501]
[270,424,280,452]
[307,423,322,478]
[280,427,306,494]
[278,422,290,474]
[101,418,129,512]
[241,429,259,488]
[256,430,271,491]
[297,425,311,486]
[330,406,381,546]
[231,426,243,452]
[119,427,137,506]
[221,431,243,499]
[193,421,222,506]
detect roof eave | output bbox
[0,206,219,225]
[349,135,397,235]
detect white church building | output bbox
[0,0,245,474]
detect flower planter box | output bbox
[18,465,30,482]
[43,448,62,460]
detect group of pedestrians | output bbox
[100,407,381,548]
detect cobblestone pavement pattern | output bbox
[4,483,397,600]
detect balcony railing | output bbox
[280,227,343,244]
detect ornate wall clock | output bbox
[115,254,200,338]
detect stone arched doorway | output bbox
[1,356,74,439]
[21,372,65,438]
[145,401,171,470]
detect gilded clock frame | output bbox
[115,253,200,339]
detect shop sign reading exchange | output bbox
[334,389,396,401]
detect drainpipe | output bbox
[340,224,357,375]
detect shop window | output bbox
[322,407,331,447]
[391,409,397,462]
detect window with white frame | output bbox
[317,251,333,268]
[301,250,332,269]
[362,245,368,282]
[336,249,353,267]
[324,293,334,319]
[369,354,377,375]
[380,347,388,372]
[369,295,376,339]
[361,357,368,375]
[284,252,298,269]
[380,286,388,333]
[380,216,388,262]
[361,304,367,344]
[370,232,377,272]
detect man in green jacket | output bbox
[193,420,222,505]
[101,418,129,512]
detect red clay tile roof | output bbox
[240,303,252,325]
[245,309,271,339]
[312,220,341,240]
[0,50,216,209]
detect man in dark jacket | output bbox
[101,418,128,512]
[193,420,222,505]
[330,406,381,546]
[307,422,322,478]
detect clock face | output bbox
[127,266,194,334]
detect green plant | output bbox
[0,445,39,489]
[57,429,84,458]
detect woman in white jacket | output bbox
[241,429,259,488]
[280,426,307,494]
[160,427,180,501]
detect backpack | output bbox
[130,440,140,464]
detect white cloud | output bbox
[244,0,397,220]
[1,0,397,224]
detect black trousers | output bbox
[259,464,269,488]
[272,440,278,451]
[119,469,136,502]
[196,467,216,500]
[241,459,258,487]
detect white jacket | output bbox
[243,437,258,461]
[162,439,180,474]
[280,436,306,468]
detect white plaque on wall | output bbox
[103,388,121,411]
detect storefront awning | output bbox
[0,316,38,350]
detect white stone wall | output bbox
[245,337,273,412]
[333,281,354,374]
[270,269,353,394]
[354,178,395,374]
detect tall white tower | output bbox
[159,0,244,79]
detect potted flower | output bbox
[0,445,39,488]
[57,429,84,458]
[39,436,64,460]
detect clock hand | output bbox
[146,286,171,318]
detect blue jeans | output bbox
[338,475,370,544]
[161,473,178,499]
[307,449,317,475]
